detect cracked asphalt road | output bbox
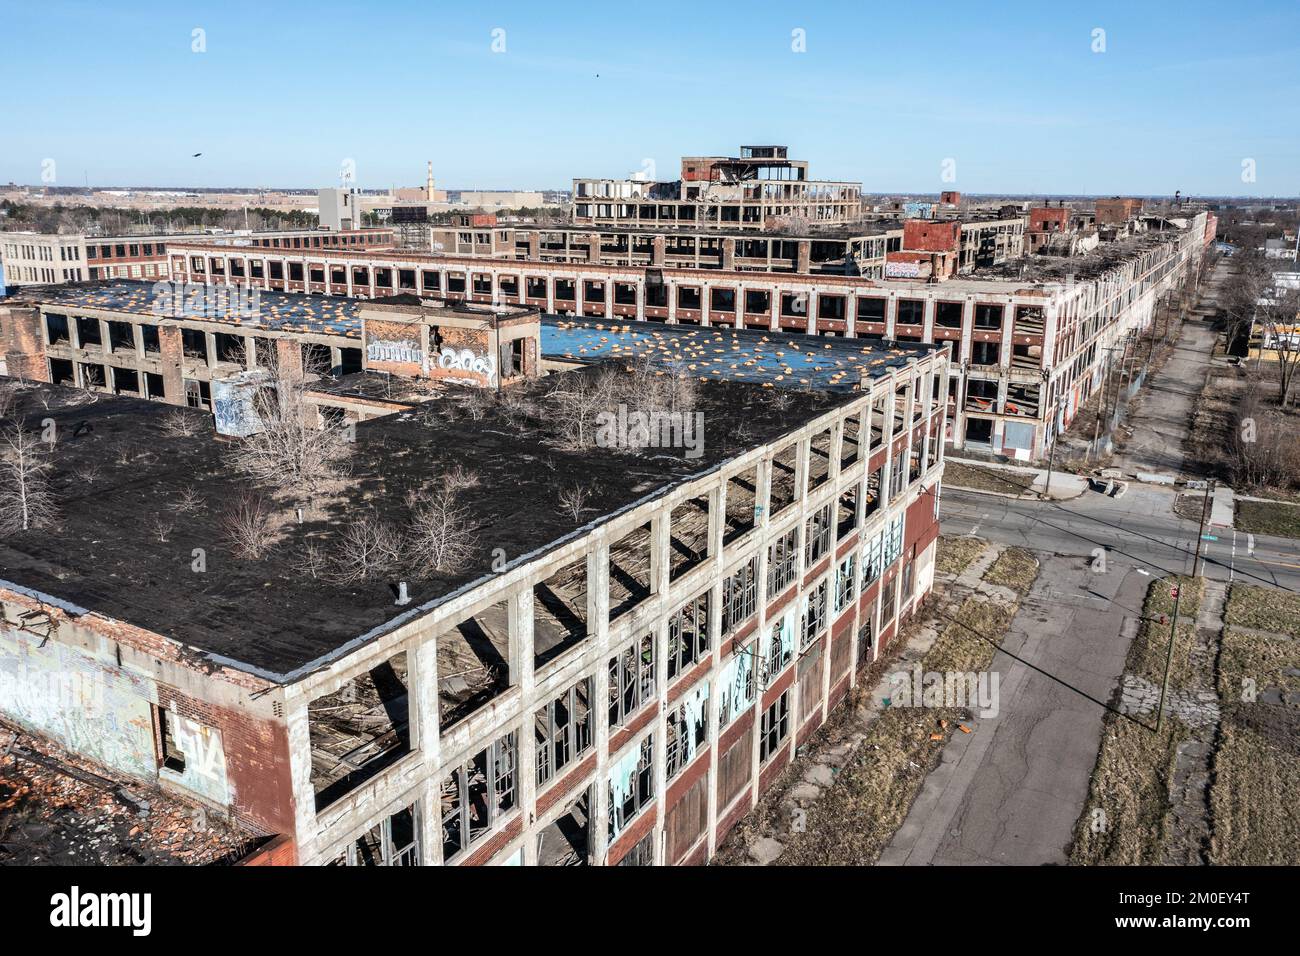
[880,486,1298,866]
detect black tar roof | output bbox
[0,375,855,684]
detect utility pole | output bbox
[1156,578,1182,735]
[1192,478,1216,577]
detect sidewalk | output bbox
[944,456,1090,501]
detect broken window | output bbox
[534,554,588,669]
[308,651,411,810]
[48,358,74,386]
[608,522,653,620]
[667,590,711,682]
[767,524,799,597]
[438,600,510,729]
[442,730,517,863]
[857,296,886,324]
[669,495,710,582]
[721,557,758,635]
[535,677,593,788]
[608,734,654,841]
[665,679,709,780]
[897,299,924,326]
[141,325,160,353]
[112,368,139,395]
[759,691,790,764]
[608,634,655,728]
[537,787,590,866]
[834,554,856,613]
[332,803,420,866]
[745,289,770,315]
[974,304,1003,330]
[800,578,829,650]
[805,503,832,566]
[798,641,824,725]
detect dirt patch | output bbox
[1208,717,1300,864]
[943,461,1033,496]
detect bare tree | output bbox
[226,343,352,495]
[557,482,596,522]
[407,485,474,574]
[547,371,618,450]
[161,408,204,438]
[1229,385,1300,491]
[221,492,276,559]
[1254,283,1300,408]
[0,420,57,534]
[442,463,481,492]
[328,517,401,585]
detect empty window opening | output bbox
[808,428,833,489]
[841,414,861,468]
[723,467,758,545]
[805,503,833,566]
[48,358,75,386]
[308,651,410,810]
[75,316,102,349]
[534,555,589,668]
[438,599,510,730]
[608,522,653,620]
[107,320,135,353]
[181,328,208,361]
[215,332,244,364]
[769,443,798,514]
[669,495,710,582]
[45,313,70,344]
[156,705,186,772]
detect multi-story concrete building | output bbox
[573,146,862,232]
[141,209,1207,459]
[0,322,948,866]
[0,227,393,289]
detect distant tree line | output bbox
[0,200,319,235]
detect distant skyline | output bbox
[2,0,1298,197]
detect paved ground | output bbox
[880,483,1300,866]
[1110,262,1226,479]
[881,554,1147,865]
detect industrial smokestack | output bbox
[427,161,434,202]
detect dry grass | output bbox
[942,461,1034,496]
[982,547,1039,595]
[1069,576,1204,865]
[777,594,1021,865]
[1209,717,1300,865]
[1234,499,1300,539]
[1223,583,1300,635]
[1070,713,1184,865]
[934,534,986,577]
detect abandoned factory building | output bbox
[0,326,949,865]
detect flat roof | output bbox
[0,374,856,683]
[29,280,364,338]
[542,317,936,391]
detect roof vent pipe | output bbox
[395,581,411,606]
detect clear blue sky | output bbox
[2,0,1297,196]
